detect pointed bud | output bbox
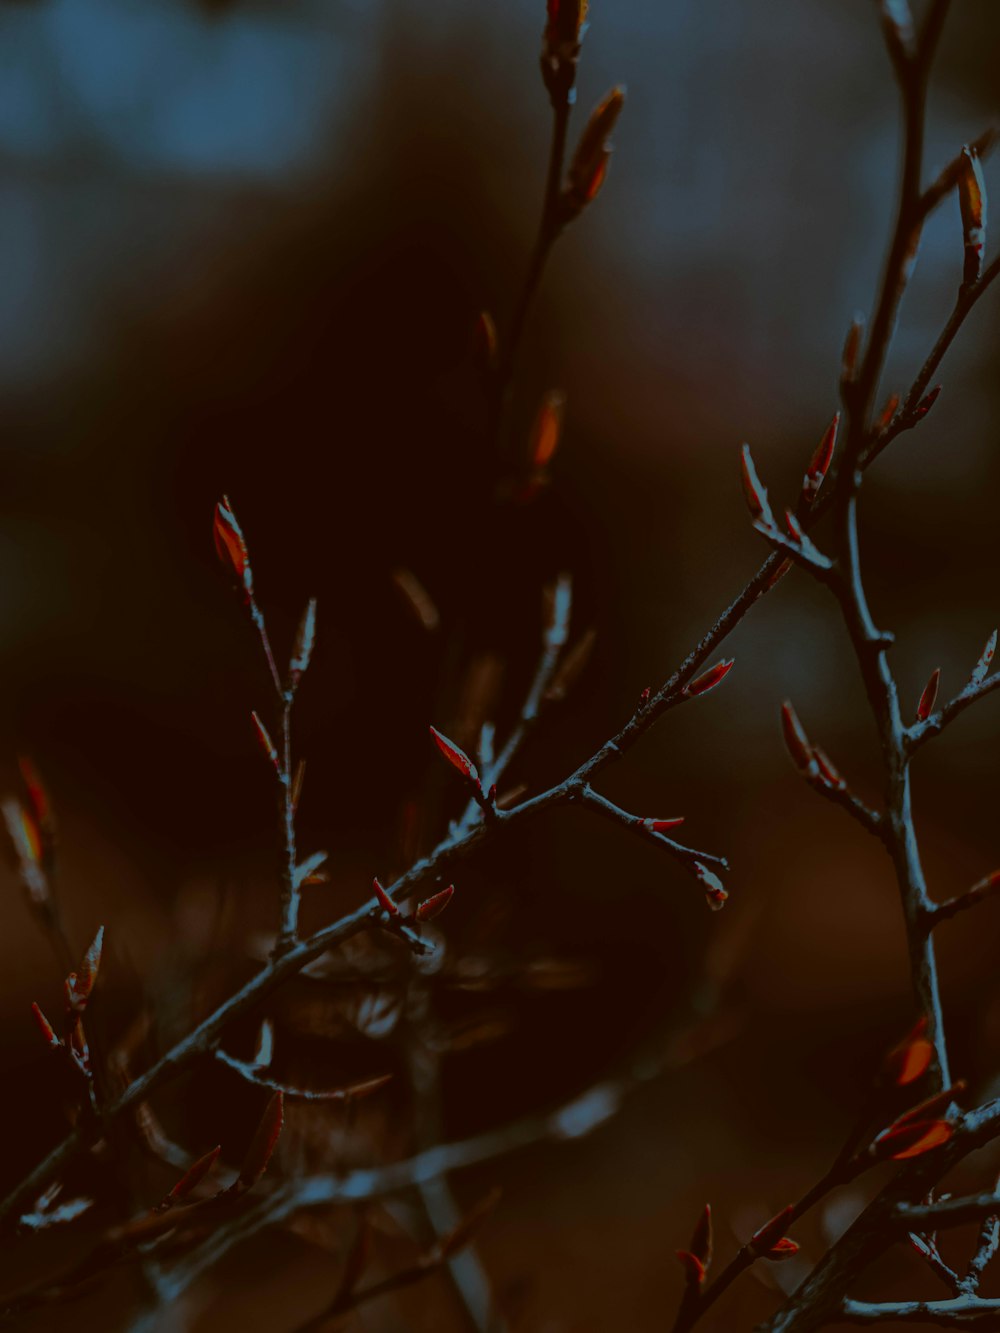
[750,1206,796,1257]
[690,1204,713,1271]
[877,393,900,431]
[18,757,54,845]
[812,747,846,790]
[565,87,625,218]
[66,927,104,1014]
[429,726,480,786]
[802,414,839,502]
[785,511,804,543]
[959,146,987,288]
[30,1002,60,1050]
[251,711,279,770]
[894,1080,966,1128]
[675,1250,706,1288]
[213,496,252,596]
[160,1146,222,1210]
[372,876,399,917]
[763,1237,800,1260]
[541,0,588,105]
[638,686,651,709]
[915,668,940,722]
[648,817,686,834]
[236,1091,284,1191]
[289,598,317,687]
[686,659,735,698]
[529,391,566,473]
[417,885,455,921]
[740,444,773,526]
[841,313,865,385]
[884,1018,933,1086]
[971,629,997,686]
[780,701,817,775]
[871,1118,953,1162]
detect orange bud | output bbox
[675,1249,706,1288]
[958,146,987,288]
[971,629,997,686]
[372,876,399,917]
[690,1203,713,1271]
[213,495,252,594]
[429,726,480,786]
[877,393,900,431]
[31,1002,60,1050]
[750,1206,795,1257]
[884,1018,933,1086]
[236,1091,284,1190]
[686,659,734,698]
[18,757,53,841]
[915,668,940,722]
[872,1118,953,1161]
[416,885,454,921]
[529,391,566,471]
[565,87,625,216]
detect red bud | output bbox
[66,927,104,1014]
[750,1206,795,1256]
[690,1203,713,1270]
[802,414,839,501]
[236,1091,284,1190]
[161,1145,222,1210]
[416,885,454,921]
[884,1018,933,1086]
[372,877,399,917]
[686,659,734,698]
[429,726,480,785]
[18,757,53,840]
[915,668,940,722]
[780,701,816,774]
[565,87,624,216]
[648,818,685,833]
[251,711,279,769]
[877,393,900,430]
[30,1002,60,1050]
[213,496,252,594]
[812,746,845,790]
[675,1249,706,1288]
[914,386,941,421]
[872,1118,952,1161]
[763,1237,800,1260]
[529,391,566,471]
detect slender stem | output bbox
[276,692,299,952]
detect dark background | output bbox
[0,0,999,1327]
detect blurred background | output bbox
[0,0,999,1327]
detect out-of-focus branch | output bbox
[841,1297,1000,1327]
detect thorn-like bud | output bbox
[802,414,839,503]
[236,1092,284,1191]
[647,817,686,834]
[780,701,818,775]
[690,1203,713,1273]
[30,1002,60,1050]
[915,668,940,723]
[251,711,279,770]
[416,885,455,922]
[686,659,735,698]
[159,1145,222,1211]
[213,495,252,598]
[971,629,997,686]
[66,927,104,1014]
[870,1118,953,1162]
[958,146,987,289]
[372,877,399,918]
